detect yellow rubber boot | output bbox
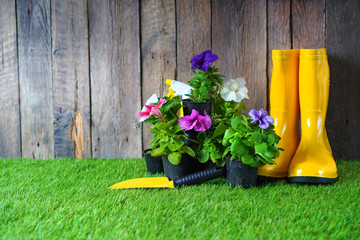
[257,49,300,181]
[288,49,338,184]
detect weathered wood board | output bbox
[140,0,176,150]
[51,0,91,158]
[17,0,54,159]
[0,0,21,158]
[292,0,325,49]
[267,0,291,103]
[89,0,142,158]
[176,0,211,83]
[326,0,360,159]
[212,0,267,111]
[0,0,358,160]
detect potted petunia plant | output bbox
[137,93,166,174]
[222,109,282,188]
[178,108,214,170]
[195,77,250,167]
[183,50,223,115]
[138,50,283,187]
[139,95,197,180]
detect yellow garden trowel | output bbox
[109,167,226,189]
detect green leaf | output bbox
[168,139,184,151]
[223,128,235,145]
[151,147,165,157]
[231,140,248,158]
[234,102,247,112]
[241,139,253,147]
[255,142,267,154]
[181,146,195,157]
[162,101,174,112]
[199,85,208,95]
[222,147,231,159]
[199,150,209,163]
[231,116,243,131]
[257,153,276,165]
[168,152,182,165]
[265,150,274,159]
[150,135,159,148]
[212,122,227,139]
[241,155,253,165]
[249,132,263,143]
[210,150,222,161]
[267,135,275,144]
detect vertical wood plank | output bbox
[52,0,91,158]
[0,0,21,158]
[326,0,360,160]
[140,0,176,150]
[212,0,267,111]
[292,0,325,49]
[267,0,291,99]
[89,0,142,158]
[17,0,54,159]
[176,0,211,83]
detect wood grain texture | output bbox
[89,0,142,158]
[140,0,176,150]
[17,0,54,159]
[292,0,325,49]
[176,0,211,83]
[51,0,91,158]
[0,0,21,158]
[212,0,267,111]
[267,0,291,101]
[326,0,360,159]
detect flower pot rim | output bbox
[181,99,212,104]
[143,148,151,154]
[224,155,260,168]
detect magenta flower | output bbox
[190,50,219,71]
[249,109,274,129]
[137,99,167,122]
[179,109,211,132]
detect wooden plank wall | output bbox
[17,0,54,159]
[0,0,359,160]
[0,0,21,158]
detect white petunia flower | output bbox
[145,93,159,105]
[220,78,249,103]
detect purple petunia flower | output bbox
[178,109,212,132]
[249,109,274,129]
[190,50,219,71]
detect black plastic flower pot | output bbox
[181,100,214,175]
[183,130,198,148]
[162,154,197,180]
[226,156,258,189]
[144,149,164,175]
[182,99,212,116]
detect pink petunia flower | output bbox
[178,109,211,132]
[137,98,167,122]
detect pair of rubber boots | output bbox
[257,49,338,184]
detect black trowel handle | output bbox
[173,167,226,187]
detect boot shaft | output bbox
[299,48,330,112]
[271,49,300,113]
[299,49,330,140]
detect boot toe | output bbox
[288,154,338,184]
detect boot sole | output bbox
[288,176,338,184]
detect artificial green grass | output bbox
[0,158,359,240]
